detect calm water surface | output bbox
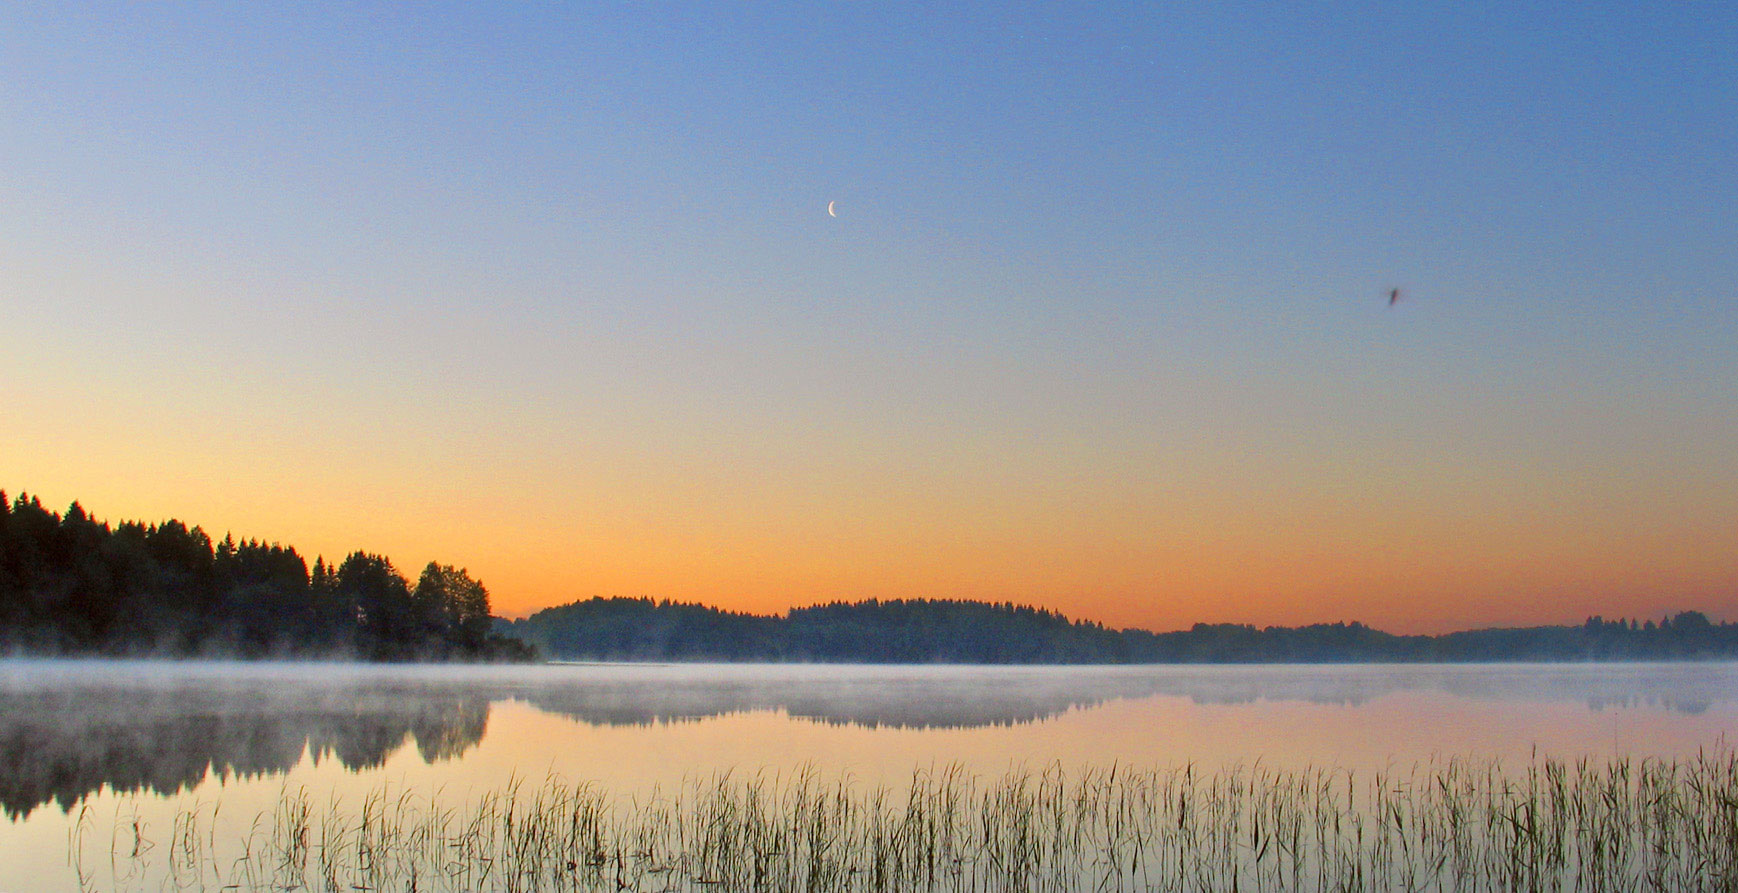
[1,659,1734,889]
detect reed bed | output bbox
[74,752,1738,892]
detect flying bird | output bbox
[1388,287,1401,306]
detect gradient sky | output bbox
[3,3,1735,633]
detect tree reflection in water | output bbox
[1,661,1729,818]
[0,679,488,818]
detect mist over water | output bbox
[1,660,1735,890]
[1,660,1734,814]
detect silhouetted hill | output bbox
[9,488,1731,665]
[507,598,1738,664]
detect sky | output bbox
[3,3,1735,634]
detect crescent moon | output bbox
[827,200,837,218]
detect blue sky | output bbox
[3,2,1735,629]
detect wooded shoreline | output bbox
[6,490,1733,665]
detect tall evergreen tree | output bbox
[0,491,531,661]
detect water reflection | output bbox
[0,676,489,817]
[515,670,1134,729]
[514,663,1736,724]
[0,661,1732,817]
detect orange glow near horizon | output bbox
[5,254,1735,639]
[4,2,1738,643]
[8,404,1735,636]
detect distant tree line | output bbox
[0,492,534,661]
[10,488,1732,665]
[1119,613,1738,663]
[504,597,1124,663]
[506,596,1738,664]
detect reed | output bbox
[76,752,1738,891]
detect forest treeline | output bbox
[7,490,1735,664]
[0,493,533,660]
[507,596,1738,664]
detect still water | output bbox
[1,660,1734,889]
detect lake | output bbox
[2,660,1735,890]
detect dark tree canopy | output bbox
[6,488,1733,665]
[0,491,533,661]
[506,597,1738,665]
